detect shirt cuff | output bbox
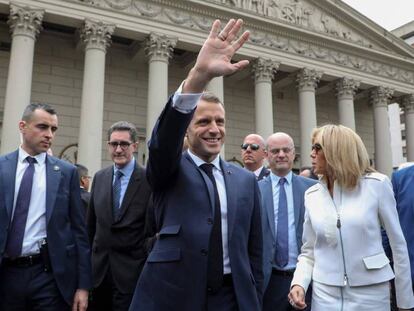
[172,81,202,113]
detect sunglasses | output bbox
[241,143,260,151]
[108,141,132,150]
[311,143,322,152]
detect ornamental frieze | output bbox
[72,0,414,84]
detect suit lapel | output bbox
[103,167,115,222]
[262,177,276,239]
[45,156,61,225]
[220,160,237,240]
[2,151,18,219]
[291,175,303,249]
[116,163,141,222]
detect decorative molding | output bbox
[297,68,322,91]
[145,33,177,63]
[251,58,279,83]
[66,0,414,85]
[8,3,44,39]
[80,19,115,52]
[370,86,394,108]
[402,94,414,114]
[336,77,360,99]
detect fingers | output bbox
[226,19,243,42]
[218,18,236,41]
[209,19,221,39]
[232,30,250,52]
[288,286,307,309]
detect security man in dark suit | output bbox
[87,121,152,311]
[241,133,270,180]
[75,163,91,216]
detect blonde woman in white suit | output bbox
[288,124,414,311]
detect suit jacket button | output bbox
[207,286,212,292]
[207,218,213,225]
[201,249,208,256]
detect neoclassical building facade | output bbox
[0,0,413,177]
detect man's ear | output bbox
[18,120,26,132]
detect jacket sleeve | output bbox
[291,202,315,293]
[378,176,414,309]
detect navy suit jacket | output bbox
[0,151,92,305]
[384,166,414,283]
[130,99,263,311]
[259,174,316,288]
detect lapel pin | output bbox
[227,170,231,175]
[53,165,60,171]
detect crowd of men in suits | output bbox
[0,18,413,311]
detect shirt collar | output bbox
[270,170,293,186]
[187,149,222,172]
[113,157,135,177]
[253,166,264,177]
[18,146,46,165]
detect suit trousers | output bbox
[0,262,69,311]
[263,270,311,311]
[89,267,133,311]
[206,275,238,311]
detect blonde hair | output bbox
[312,124,374,189]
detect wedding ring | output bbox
[218,33,226,41]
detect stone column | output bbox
[336,77,360,131]
[251,58,279,140]
[297,68,322,168]
[145,33,177,143]
[206,77,226,158]
[77,19,114,177]
[402,94,414,162]
[1,4,44,154]
[371,86,394,176]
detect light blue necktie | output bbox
[275,177,289,267]
[112,170,123,218]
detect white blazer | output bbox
[291,172,414,309]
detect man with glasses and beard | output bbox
[87,121,151,311]
[241,134,269,180]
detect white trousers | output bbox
[311,280,390,311]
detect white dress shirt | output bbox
[12,147,47,255]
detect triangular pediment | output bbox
[207,0,414,58]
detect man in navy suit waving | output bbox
[0,103,91,310]
[130,19,263,311]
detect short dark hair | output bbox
[107,121,138,142]
[200,92,223,107]
[75,164,89,178]
[22,103,56,121]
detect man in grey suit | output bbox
[87,121,152,311]
[259,132,316,311]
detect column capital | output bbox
[402,94,414,114]
[336,77,360,99]
[297,68,322,91]
[251,58,279,83]
[145,33,177,63]
[80,19,115,52]
[370,86,394,108]
[8,4,44,40]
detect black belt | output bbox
[2,254,42,267]
[222,274,233,287]
[272,268,294,277]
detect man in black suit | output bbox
[75,164,91,216]
[130,19,263,311]
[241,133,269,180]
[87,121,151,311]
[0,103,91,310]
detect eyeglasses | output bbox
[311,143,322,152]
[241,143,260,151]
[268,147,293,155]
[108,141,132,150]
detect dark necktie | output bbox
[112,170,123,218]
[275,177,289,267]
[200,163,223,293]
[6,156,37,258]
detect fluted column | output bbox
[336,77,360,131]
[77,19,114,177]
[1,4,44,153]
[206,77,226,158]
[252,58,279,140]
[371,87,394,176]
[402,94,414,161]
[297,68,322,168]
[145,33,177,143]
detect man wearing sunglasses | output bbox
[241,134,269,180]
[259,132,317,311]
[87,121,152,311]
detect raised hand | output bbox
[184,19,250,93]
